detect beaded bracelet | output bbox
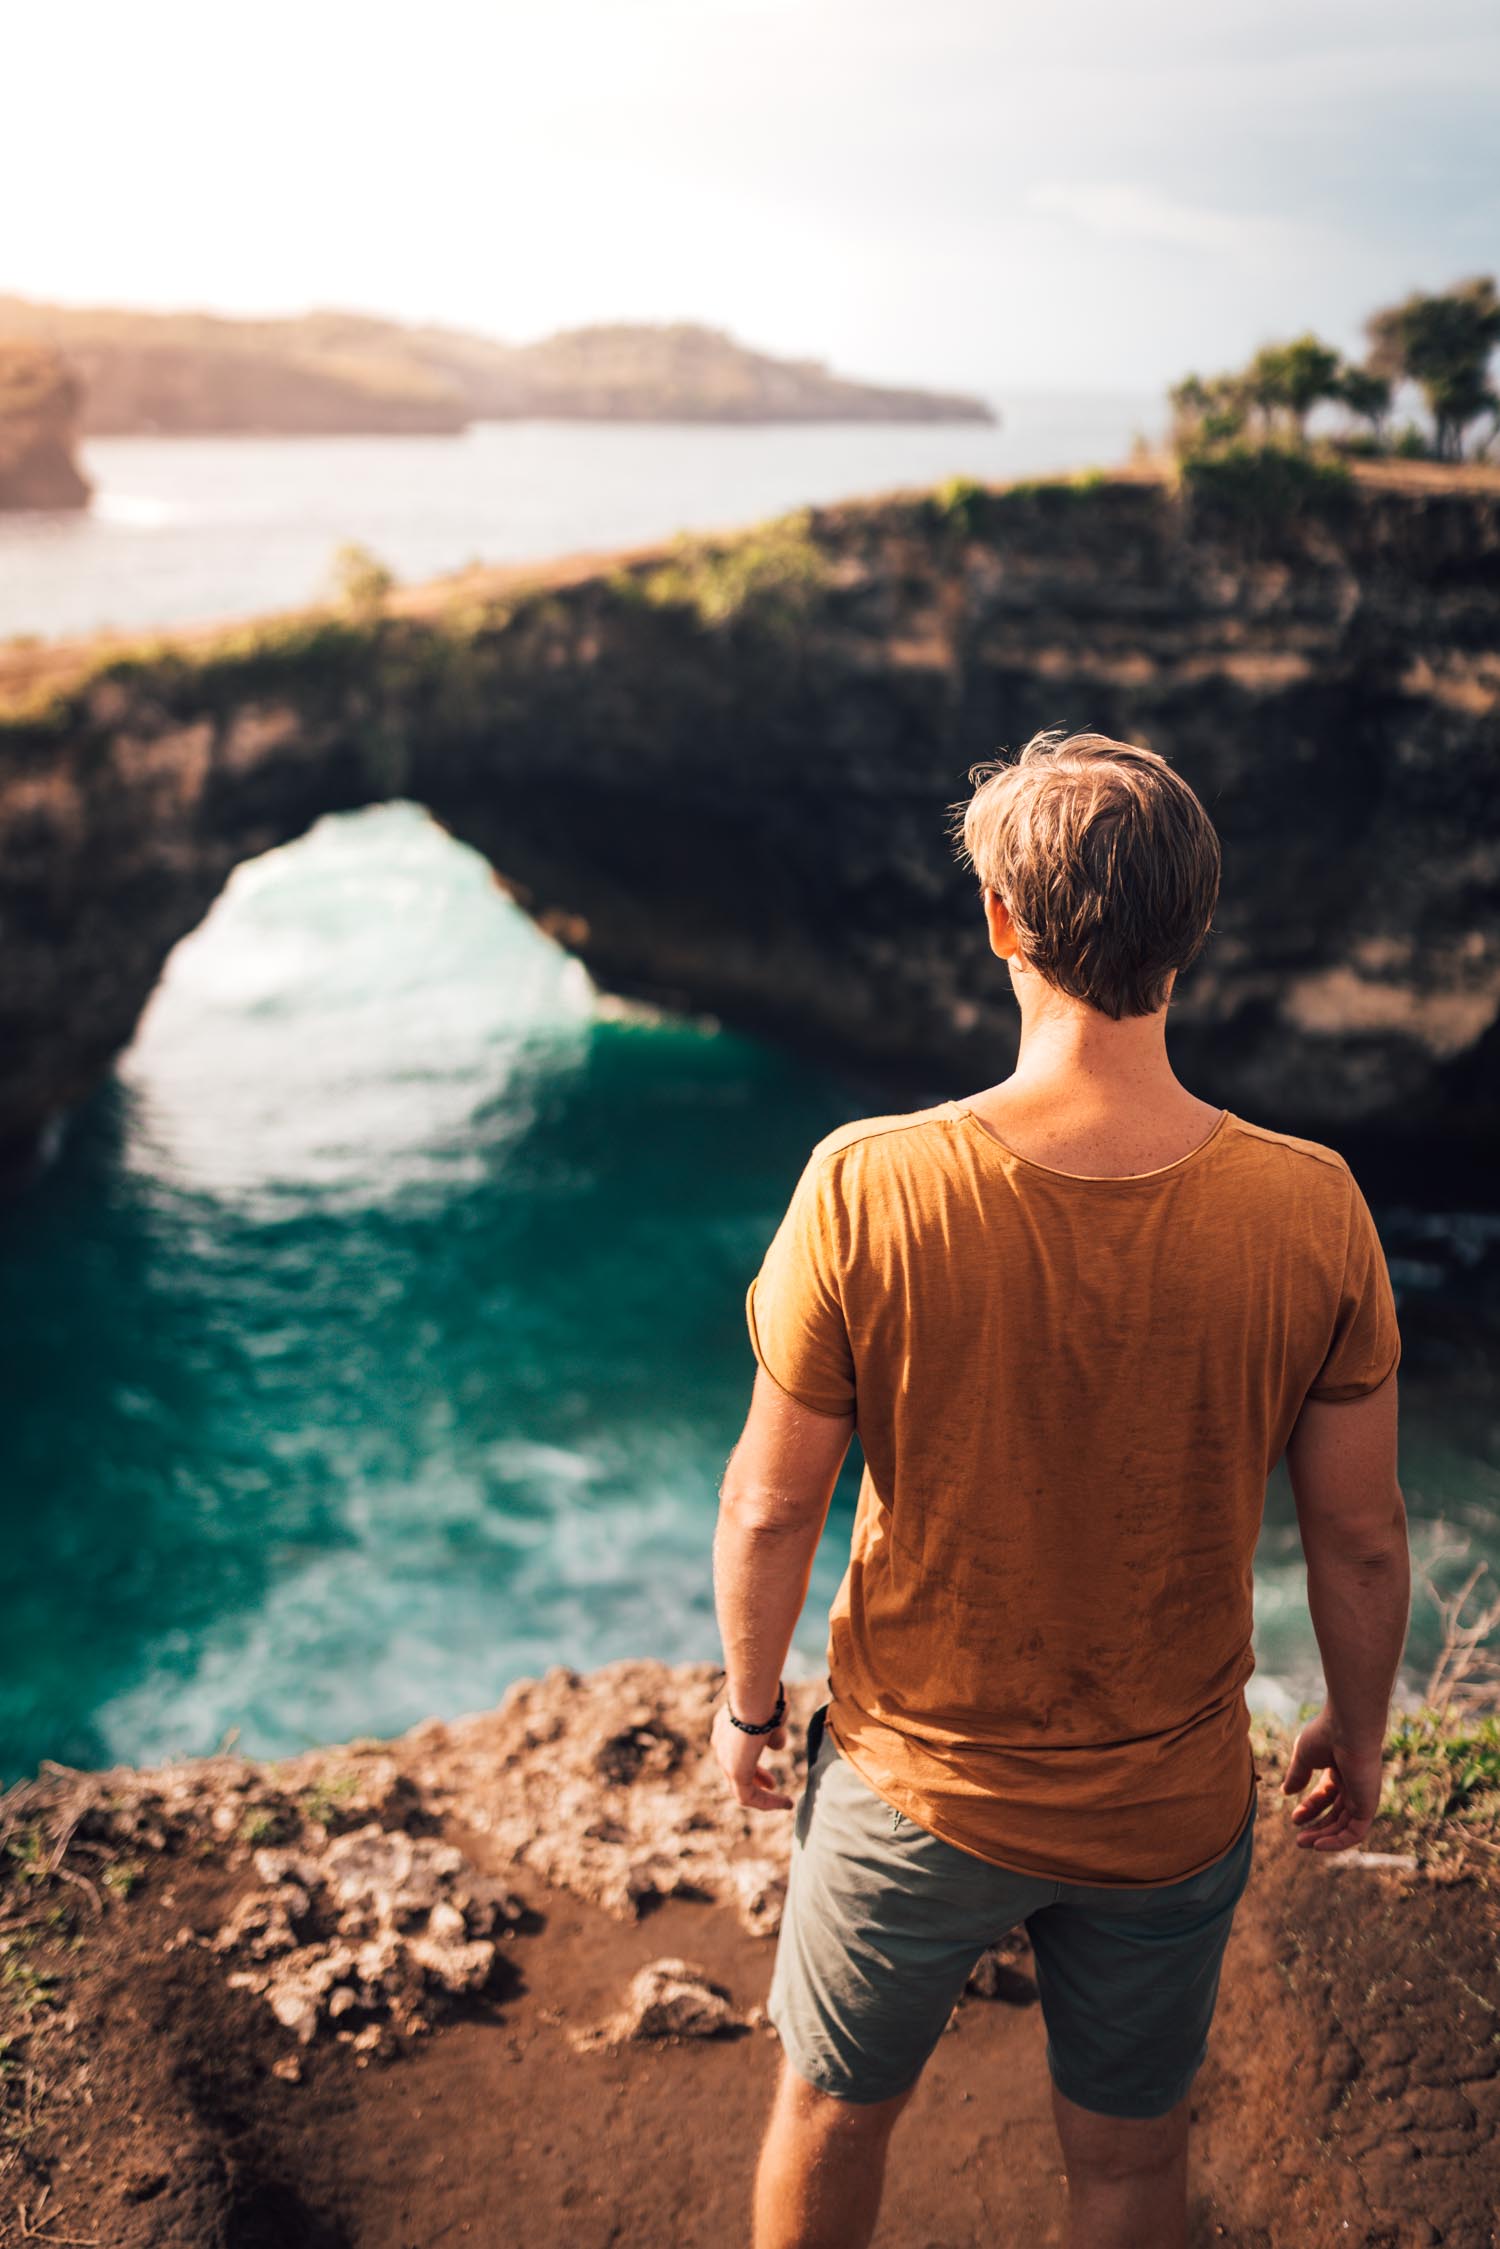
[726,1681,786,1736]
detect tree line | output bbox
[1171,277,1500,466]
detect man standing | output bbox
[712,731,1408,2249]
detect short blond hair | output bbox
[949,730,1221,1018]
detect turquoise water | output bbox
[1,804,1496,1780]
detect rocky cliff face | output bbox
[0,466,1496,1181]
[0,344,91,508]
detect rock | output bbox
[0,345,90,510]
[407,1932,496,1994]
[428,1661,814,1925]
[212,1887,308,1961]
[119,2169,169,2205]
[966,1943,1039,2006]
[572,1957,747,2051]
[1328,1850,1420,1872]
[727,1857,788,1938]
[214,1819,525,2046]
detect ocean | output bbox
[0,394,1162,641]
[0,414,1494,1781]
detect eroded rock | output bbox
[217,1820,526,2045]
[411,1661,824,1928]
[571,1957,748,2052]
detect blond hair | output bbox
[949,730,1221,1018]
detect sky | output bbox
[8,0,1497,397]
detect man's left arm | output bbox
[711,1366,854,1811]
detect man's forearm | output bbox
[713,1497,823,1724]
[1305,1535,1411,1745]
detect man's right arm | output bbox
[1282,1367,1410,1852]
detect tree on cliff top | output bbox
[1244,336,1344,442]
[1170,336,1347,454]
[1367,278,1500,462]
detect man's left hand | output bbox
[711,1703,793,1812]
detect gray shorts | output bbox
[767,1702,1256,2120]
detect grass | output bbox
[1382,1709,1500,1838]
[298,1769,362,1830]
[0,1943,57,2023]
[626,508,831,632]
[1176,440,1354,530]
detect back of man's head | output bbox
[951,729,1222,1020]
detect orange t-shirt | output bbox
[745,1099,1402,1887]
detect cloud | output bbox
[1026,182,1289,258]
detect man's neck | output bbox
[963,1001,1222,1175]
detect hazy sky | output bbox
[9,0,1497,396]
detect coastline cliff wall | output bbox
[0,465,1496,1180]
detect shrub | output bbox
[328,541,396,618]
[1178,442,1353,531]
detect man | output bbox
[711,730,1409,2249]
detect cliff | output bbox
[0,463,1496,1183]
[1,1662,1496,2244]
[0,298,995,435]
[0,343,91,509]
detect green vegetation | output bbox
[1177,442,1352,529]
[628,507,831,633]
[1382,1709,1500,1839]
[299,1768,362,1829]
[328,540,396,619]
[926,468,1115,543]
[0,1940,57,2021]
[1170,277,1499,489]
[930,474,991,538]
[1368,278,1500,463]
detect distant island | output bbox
[0,296,997,440]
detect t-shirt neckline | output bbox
[946,1100,1233,1184]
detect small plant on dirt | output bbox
[101,1861,143,1901]
[300,1770,362,1830]
[1,1829,47,1885]
[0,1942,57,2020]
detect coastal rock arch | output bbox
[2,475,1498,1184]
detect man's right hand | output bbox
[1281,1706,1385,1852]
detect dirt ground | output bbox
[2,1766,1496,2249]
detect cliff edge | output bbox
[1,1662,1496,2244]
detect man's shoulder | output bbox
[806,1101,957,1173]
[1225,1114,1352,1181]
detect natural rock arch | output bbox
[2,473,1497,1183]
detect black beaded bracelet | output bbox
[726,1682,786,1736]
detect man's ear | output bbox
[983,888,1019,961]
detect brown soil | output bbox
[2,1736,1496,2249]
